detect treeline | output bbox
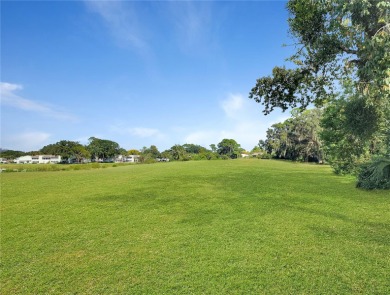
[249,1,389,189]
[260,107,389,189]
[1,137,247,163]
[141,139,245,163]
[260,109,323,163]
[261,107,388,173]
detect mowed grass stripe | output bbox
[1,159,389,294]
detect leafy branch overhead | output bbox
[249,0,390,114]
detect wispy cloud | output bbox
[110,124,165,139]
[221,93,244,118]
[0,82,77,121]
[167,1,215,53]
[85,1,149,53]
[128,127,164,138]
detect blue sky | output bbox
[1,0,294,152]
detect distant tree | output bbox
[258,140,267,150]
[141,145,161,158]
[127,149,141,155]
[87,137,120,161]
[27,151,40,156]
[182,143,207,154]
[160,150,172,160]
[209,144,217,153]
[251,146,263,154]
[0,150,25,159]
[169,144,189,161]
[118,148,127,156]
[138,145,161,163]
[41,140,85,161]
[263,109,324,162]
[72,145,91,163]
[217,139,242,159]
[39,143,57,155]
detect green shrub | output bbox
[259,154,272,159]
[91,163,101,169]
[356,157,390,190]
[143,158,157,164]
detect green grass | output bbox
[1,159,389,294]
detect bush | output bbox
[259,154,272,159]
[356,157,390,190]
[143,157,157,164]
[91,163,101,169]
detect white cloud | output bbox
[3,132,51,151]
[1,82,23,92]
[181,92,286,150]
[0,82,77,121]
[221,93,244,118]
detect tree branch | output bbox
[338,45,358,55]
[347,59,363,66]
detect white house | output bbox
[14,155,62,164]
[0,158,9,164]
[115,155,140,163]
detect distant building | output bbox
[14,155,61,164]
[67,157,90,164]
[0,158,9,164]
[115,155,140,163]
[156,158,170,162]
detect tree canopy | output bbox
[87,137,120,161]
[0,149,25,159]
[262,109,323,162]
[250,0,389,115]
[40,140,88,161]
[249,0,389,186]
[217,139,242,159]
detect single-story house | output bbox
[115,155,140,163]
[14,155,62,164]
[0,158,9,164]
[156,158,170,162]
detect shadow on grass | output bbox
[287,204,390,247]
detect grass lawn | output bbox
[1,159,389,294]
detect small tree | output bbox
[169,145,189,161]
[217,139,242,159]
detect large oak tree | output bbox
[250,0,389,178]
